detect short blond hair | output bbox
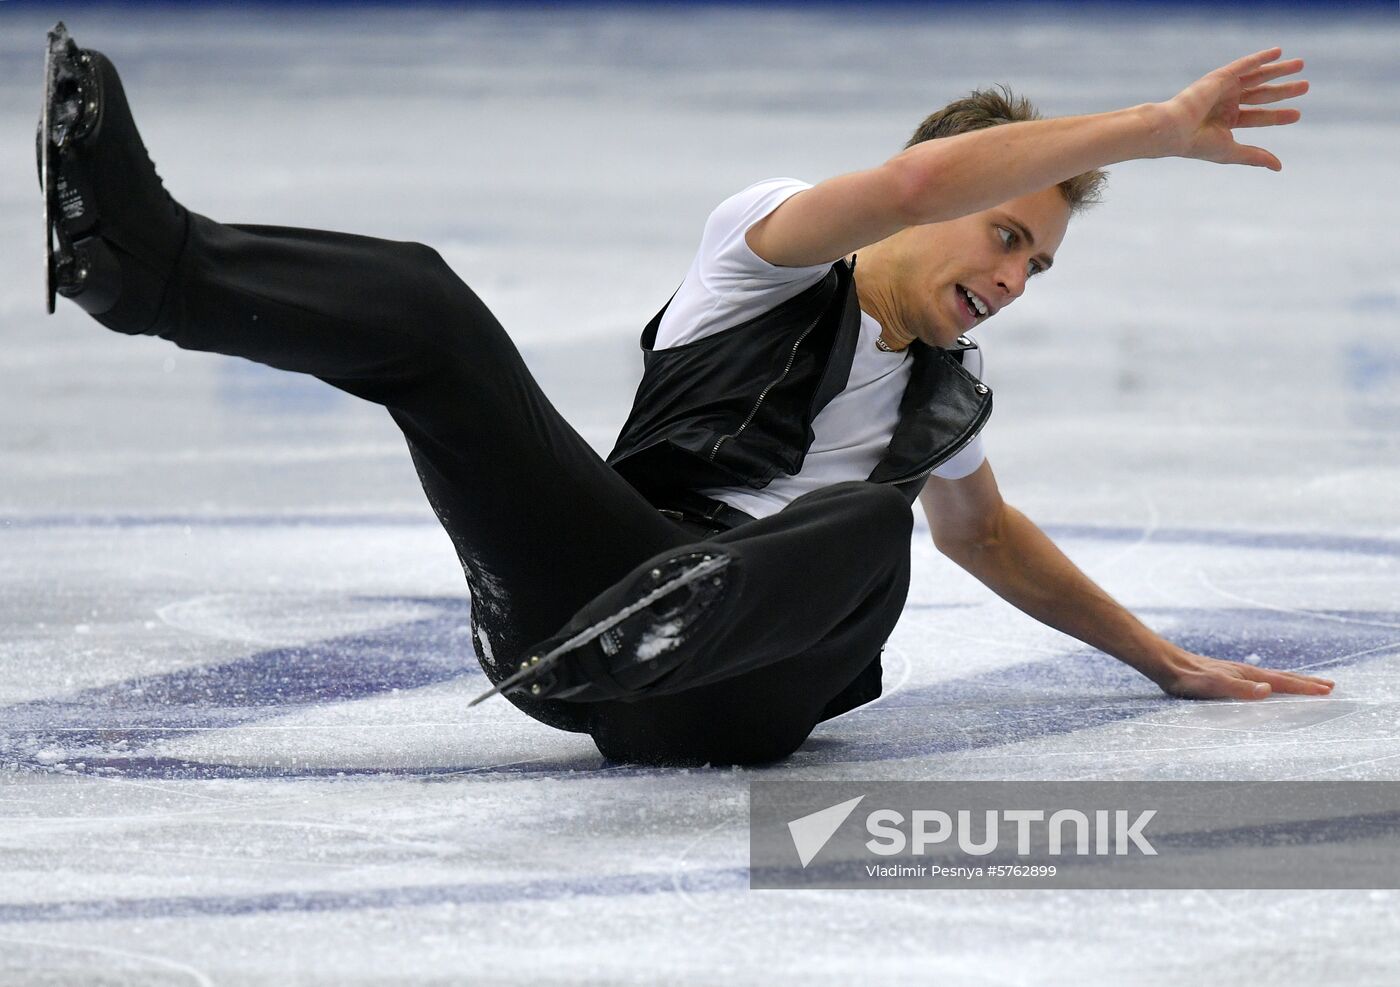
[906,85,1107,213]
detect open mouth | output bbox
[955,284,989,324]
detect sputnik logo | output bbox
[787,795,865,867]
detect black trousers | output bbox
[131,214,913,766]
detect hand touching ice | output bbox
[1148,645,1334,701]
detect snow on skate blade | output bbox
[468,554,730,706]
[634,617,687,661]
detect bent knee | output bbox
[831,481,914,542]
[395,241,458,313]
[398,240,450,276]
[392,241,509,364]
[870,482,914,530]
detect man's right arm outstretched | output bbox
[745,47,1306,268]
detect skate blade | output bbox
[41,26,58,314]
[41,22,82,315]
[467,654,561,708]
[468,554,731,708]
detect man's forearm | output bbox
[749,50,1300,268]
[937,503,1173,677]
[891,103,1174,228]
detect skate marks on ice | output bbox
[154,591,446,648]
[805,521,1400,774]
[0,931,216,987]
[2,523,1392,936]
[0,526,1394,780]
[0,593,487,780]
[808,604,1397,772]
[0,865,752,928]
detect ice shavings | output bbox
[634,619,686,662]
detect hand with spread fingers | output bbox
[1148,645,1335,701]
[1160,47,1309,171]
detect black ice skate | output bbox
[38,22,187,327]
[469,551,734,706]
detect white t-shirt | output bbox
[655,178,986,519]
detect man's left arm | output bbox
[919,461,1334,700]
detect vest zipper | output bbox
[708,309,825,462]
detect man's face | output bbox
[882,186,1072,348]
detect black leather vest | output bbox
[607,258,992,518]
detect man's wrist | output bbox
[1097,624,1184,681]
[1119,639,1190,686]
[1129,101,1185,161]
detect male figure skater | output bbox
[39,24,1332,767]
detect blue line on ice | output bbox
[1,526,1396,923]
[4,809,1400,925]
[2,600,1394,778]
[0,869,752,926]
[2,521,1393,777]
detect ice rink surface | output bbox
[1,2,1398,983]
